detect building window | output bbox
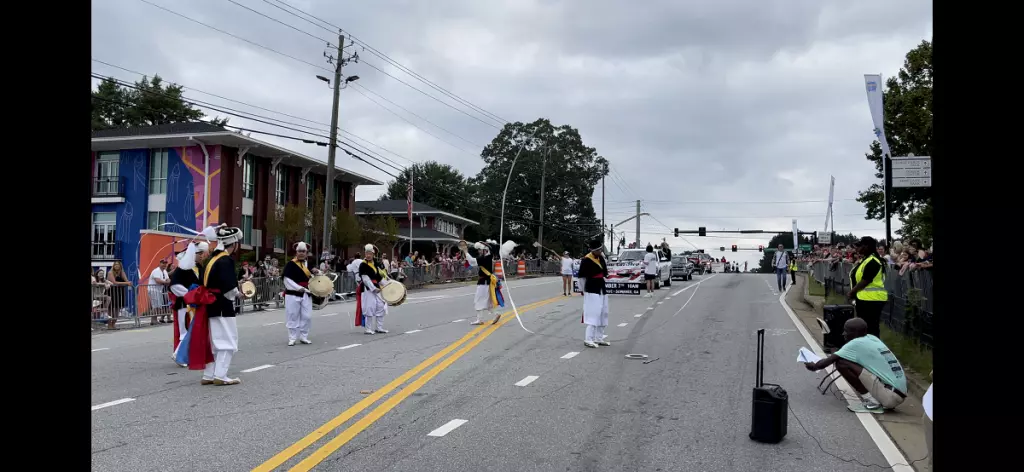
[306,175,315,209]
[275,167,289,206]
[304,228,312,244]
[242,215,253,246]
[274,235,284,250]
[92,212,117,258]
[243,156,256,199]
[94,152,120,196]
[147,211,166,230]
[148,149,168,195]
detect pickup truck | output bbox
[670,255,694,281]
[607,248,672,288]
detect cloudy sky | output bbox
[92,0,932,268]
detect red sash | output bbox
[183,287,216,370]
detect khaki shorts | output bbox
[858,369,905,409]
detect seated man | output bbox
[804,318,907,410]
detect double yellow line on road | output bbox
[253,296,562,472]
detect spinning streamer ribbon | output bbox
[498,128,539,334]
[138,223,221,278]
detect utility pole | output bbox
[537,147,550,259]
[635,199,641,247]
[322,33,346,256]
[601,161,606,244]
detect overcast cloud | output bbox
[92,0,932,268]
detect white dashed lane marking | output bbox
[241,364,274,373]
[92,398,135,411]
[404,330,423,334]
[91,348,109,352]
[427,419,468,437]
[337,344,361,350]
[514,376,539,387]
[617,323,628,327]
[560,352,579,359]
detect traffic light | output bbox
[719,246,725,252]
[758,245,764,252]
[731,244,738,252]
[698,226,706,237]
[674,228,679,237]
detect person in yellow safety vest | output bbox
[848,236,888,337]
[788,257,798,285]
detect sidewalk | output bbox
[785,273,931,472]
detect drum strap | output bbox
[291,258,312,279]
[203,252,229,286]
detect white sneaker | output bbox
[374,329,389,334]
[584,341,597,348]
[470,320,484,325]
[596,340,611,346]
[288,339,296,346]
[299,338,312,344]
[364,329,375,335]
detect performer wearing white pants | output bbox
[464,241,499,325]
[577,237,611,348]
[200,226,245,386]
[357,244,390,335]
[283,242,315,346]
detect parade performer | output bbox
[186,225,245,386]
[464,241,502,325]
[283,241,314,346]
[355,244,390,335]
[578,237,610,348]
[168,242,207,366]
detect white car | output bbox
[607,249,672,288]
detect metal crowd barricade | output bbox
[136,283,174,327]
[240,277,283,312]
[808,261,933,348]
[93,284,139,328]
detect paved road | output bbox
[91,274,897,471]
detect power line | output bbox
[135,0,331,73]
[348,83,478,155]
[609,198,861,205]
[350,82,485,149]
[223,0,336,47]
[265,0,510,126]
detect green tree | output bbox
[383,161,472,214]
[472,118,608,256]
[264,204,307,250]
[360,215,401,256]
[331,209,363,252]
[91,75,228,131]
[855,40,932,243]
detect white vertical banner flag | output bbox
[792,219,799,253]
[824,175,835,231]
[864,74,892,158]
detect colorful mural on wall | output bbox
[174,145,222,231]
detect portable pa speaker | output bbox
[822,304,855,352]
[750,328,788,443]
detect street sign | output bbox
[892,155,931,188]
[799,244,812,251]
[818,232,832,245]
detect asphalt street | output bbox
[91,274,898,472]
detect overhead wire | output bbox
[135,0,331,73]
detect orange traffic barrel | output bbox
[494,260,504,277]
[517,259,526,276]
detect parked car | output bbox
[670,255,694,281]
[607,249,672,288]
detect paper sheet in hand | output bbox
[797,347,821,363]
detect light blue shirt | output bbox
[835,335,907,393]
